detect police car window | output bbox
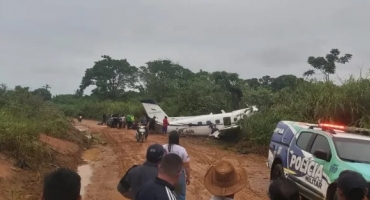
[296,132,314,151]
[333,138,370,163]
[310,135,331,155]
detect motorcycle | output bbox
[136,125,146,143]
[78,115,82,122]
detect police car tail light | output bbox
[318,123,345,130]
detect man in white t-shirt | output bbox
[121,115,126,128]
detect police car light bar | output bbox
[318,123,370,136]
[318,123,345,130]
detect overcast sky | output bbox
[1,0,369,95]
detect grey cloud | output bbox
[0,0,369,95]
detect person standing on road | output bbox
[204,160,247,200]
[162,130,191,200]
[117,144,165,199]
[148,117,156,133]
[135,153,183,200]
[162,116,169,135]
[121,114,126,128]
[126,114,132,129]
[102,113,107,125]
[140,115,147,126]
[122,114,126,128]
[42,168,82,200]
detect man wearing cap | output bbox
[336,170,368,200]
[203,160,247,200]
[136,153,183,200]
[117,143,165,199]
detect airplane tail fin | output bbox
[140,99,168,121]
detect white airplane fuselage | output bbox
[141,99,258,137]
[165,113,241,136]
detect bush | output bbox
[242,77,370,145]
[0,85,72,167]
[53,95,145,119]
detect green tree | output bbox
[245,78,260,89]
[79,55,138,99]
[14,85,30,92]
[33,88,52,101]
[74,89,83,98]
[139,60,194,102]
[258,75,274,86]
[172,74,229,115]
[303,49,352,81]
[211,71,243,109]
[270,75,304,91]
[43,84,51,90]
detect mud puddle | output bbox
[77,163,93,197]
[77,147,101,198]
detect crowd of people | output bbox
[40,129,370,200]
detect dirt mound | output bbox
[40,134,80,155]
[0,127,87,199]
[0,154,14,180]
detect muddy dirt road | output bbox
[77,120,270,200]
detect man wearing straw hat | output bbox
[204,160,247,200]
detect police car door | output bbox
[288,131,317,197]
[306,133,333,198]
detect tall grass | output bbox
[242,77,370,145]
[53,96,144,119]
[0,85,72,167]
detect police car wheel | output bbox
[271,163,284,180]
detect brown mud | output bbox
[0,119,270,200]
[78,120,270,200]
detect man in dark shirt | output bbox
[117,144,165,199]
[136,153,183,200]
[102,113,107,124]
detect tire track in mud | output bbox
[79,120,269,200]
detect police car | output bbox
[266,121,370,200]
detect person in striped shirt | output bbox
[135,153,183,200]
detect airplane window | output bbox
[197,122,202,125]
[206,121,211,125]
[188,123,193,127]
[234,117,237,122]
[215,119,220,124]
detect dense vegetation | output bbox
[53,48,370,146]
[2,48,368,160]
[0,84,75,167]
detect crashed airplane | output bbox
[141,99,258,138]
